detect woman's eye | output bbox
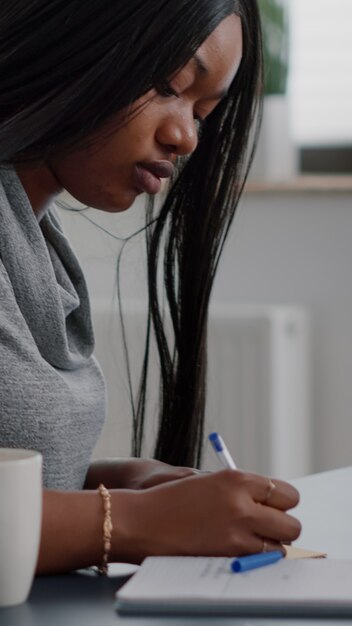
[156,80,180,98]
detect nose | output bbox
[156,112,199,157]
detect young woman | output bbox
[0,0,301,574]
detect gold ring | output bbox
[263,478,276,504]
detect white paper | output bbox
[116,556,352,613]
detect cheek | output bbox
[51,152,138,212]
[50,109,159,211]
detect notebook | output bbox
[115,556,352,617]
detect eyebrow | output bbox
[193,53,209,76]
[192,53,230,100]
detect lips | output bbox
[133,160,174,195]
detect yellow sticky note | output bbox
[285,545,327,559]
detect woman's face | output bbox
[50,14,243,213]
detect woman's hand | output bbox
[84,457,198,490]
[111,469,301,563]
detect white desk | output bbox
[292,466,352,559]
[0,466,351,625]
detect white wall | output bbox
[59,186,352,474]
[213,189,352,472]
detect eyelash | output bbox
[156,80,205,126]
[157,79,180,99]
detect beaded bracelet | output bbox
[97,483,113,575]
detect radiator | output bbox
[92,303,311,480]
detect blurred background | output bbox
[59,0,352,479]
[252,0,352,180]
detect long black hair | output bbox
[0,0,263,467]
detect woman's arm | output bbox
[84,457,197,490]
[38,489,104,574]
[38,469,301,574]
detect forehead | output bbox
[196,14,243,88]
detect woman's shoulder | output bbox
[0,255,18,306]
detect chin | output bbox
[102,198,140,213]
[76,188,141,213]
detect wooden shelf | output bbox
[246,175,352,194]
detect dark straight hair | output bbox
[0,0,263,467]
[141,2,263,467]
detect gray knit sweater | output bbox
[0,168,106,489]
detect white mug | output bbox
[0,448,42,607]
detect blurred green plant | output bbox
[259,0,290,95]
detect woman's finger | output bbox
[261,478,300,511]
[258,539,287,556]
[235,472,300,511]
[229,533,285,557]
[251,504,302,544]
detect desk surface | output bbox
[292,466,352,559]
[1,466,351,625]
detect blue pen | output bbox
[208,433,284,575]
[231,550,284,573]
[208,432,237,469]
